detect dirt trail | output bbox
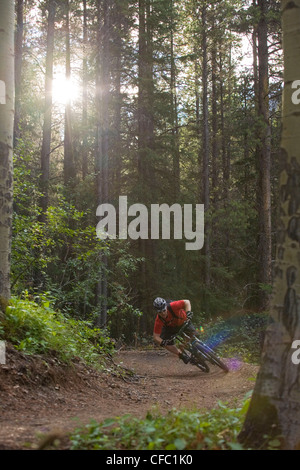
[0,345,258,450]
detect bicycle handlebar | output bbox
[168,319,192,342]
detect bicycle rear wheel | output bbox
[182,347,210,373]
[194,342,229,372]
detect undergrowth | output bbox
[69,397,252,450]
[0,294,114,368]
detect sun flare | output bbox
[52,71,80,106]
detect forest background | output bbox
[11,0,282,345]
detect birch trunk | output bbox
[0,0,14,305]
[239,0,300,449]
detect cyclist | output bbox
[152,297,196,364]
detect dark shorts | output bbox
[160,322,196,345]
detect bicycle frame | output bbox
[171,320,229,373]
[170,320,201,354]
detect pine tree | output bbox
[40,0,56,221]
[14,0,24,146]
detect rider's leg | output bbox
[160,327,180,356]
[164,344,190,363]
[164,344,182,357]
[160,326,190,363]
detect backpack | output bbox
[159,299,186,327]
[166,300,175,316]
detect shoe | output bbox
[179,352,190,364]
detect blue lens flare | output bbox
[204,329,231,350]
[199,323,243,372]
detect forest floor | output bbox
[0,344,259,450]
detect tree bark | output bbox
[0,0,15,305]
[40,0,56,221]
[136,0,156,328]
[252,0,259,113]
[64,0,75,186]
[81,0,89,180]
[201,3,210,288]
[95,0,110,327]
[257,0,272,309]
[170,0,180,199]
[14,0,23,146]
[111,2,122,197]
[211,37,218,197]
[239,0,300,450]
[137,0,154,187]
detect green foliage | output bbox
[0,322,4,339]
[108,302,143,345]
[69,397,252,450]
[104,241,144,343]
[12,193,104,312]
[12,160,143,329]
[12,187,142,326]
[2,295,114,366]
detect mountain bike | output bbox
[170,320,229,373]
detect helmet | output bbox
[153,297,167,312]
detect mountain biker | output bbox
[152,297,197,364]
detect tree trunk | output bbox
[137,0,156,329]
[0,0,14,306]
[170,0,180,199]
[95,0,110,327]
[211,38,218,198]
[64,0,75,186]
[14,0,23,147]
[40,0,56,221]
[238,0,300,450]
[252,0,259,113]
[219,52,226,202]
[201,3,210,288]
[111,3,122,198]
[170,0,181,281]
[137,0,154,187]
[82,0,88,180]
[257,0,272,309]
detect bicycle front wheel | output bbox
[192,351,210,373]
[194,341,229,372]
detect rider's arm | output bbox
[153,332,164,346]
[184,299,191,312]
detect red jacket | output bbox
[153,300,187,335]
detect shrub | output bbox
[69,397,252,450]
[1,295,114,366]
